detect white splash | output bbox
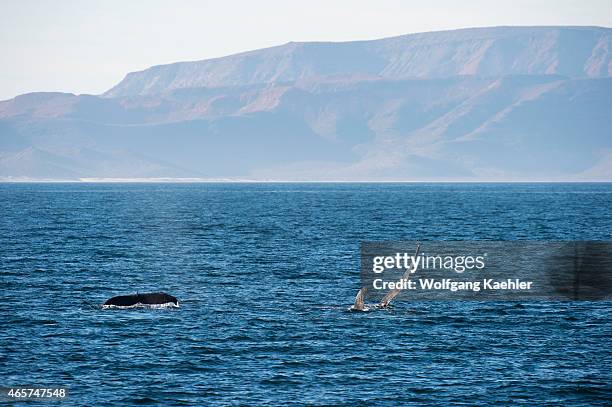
[101,302,180,309]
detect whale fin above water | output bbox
[103,292,179,308]
[379,243,420,308]
[349,243,421,311]
[350,287,368,311]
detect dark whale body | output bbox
[103,292,179,308]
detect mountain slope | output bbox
[2,75,610,180]
[1,26,611,181]
[105,26,612,97]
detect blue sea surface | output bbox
[1,183,610,406]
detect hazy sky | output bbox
[1,0,610,100]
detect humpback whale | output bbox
[350,243,421,311]
[103,292,179,308]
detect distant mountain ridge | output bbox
[105,26,611,97]
[1,26,611,181]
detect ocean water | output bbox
[1,183,610,406]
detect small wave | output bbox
[101,302,180,310]
[347,303,383,312]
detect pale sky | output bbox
[0,0,610,100]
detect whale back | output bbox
[103,292,178,307]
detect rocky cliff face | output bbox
[104,26,612,97]
[1,26,611,180]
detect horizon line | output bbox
[1,178,610,184]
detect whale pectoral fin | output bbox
[379,290,395,308]
[352,287,367,311]
[379,243,421,308]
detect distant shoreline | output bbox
[1,178,610,184]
